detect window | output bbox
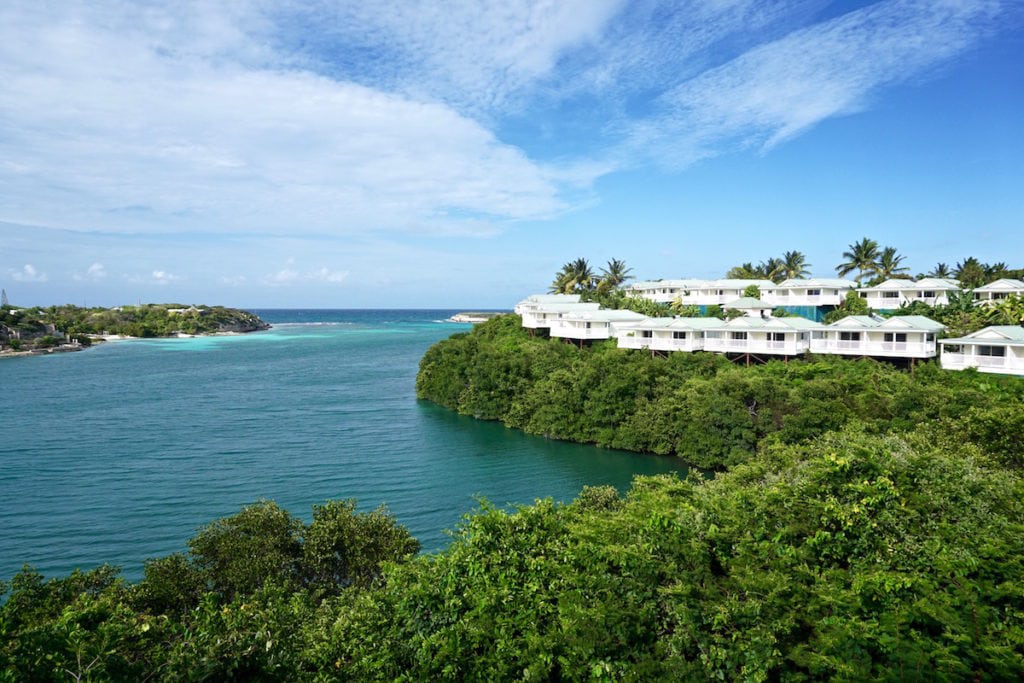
[922,291,936,298]
[807,289,821,296]
[770,332,786,342]
[860,292,868,299]
[993,292,1008,300]
[839,331,861,341]
[884,333,907,343]
[926,333,935,341]
[731,331,748,340]
[640,330,652,338]
[882,292,898,299]
[672,331,686,340]
[978,345,1006,357]
[585,322,591,329]
[944,344,962,353]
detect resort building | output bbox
[973,279,1024,304]
[810,315,945,359]
[615,317,726,353]
[626,279,776,307]
[723,297,775,318]
[624,279,710,304]
[518,301,601,330]
[548,309,648,342]
[857,278,961,310]
[703,317,823,357]
[939,326,1024,376]
[763,278,856,320]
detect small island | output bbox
[0,303,270,357]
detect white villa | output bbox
[810,315,945,359]
[703,317,824,357]
[548,309,648,342]
[767,278,856,308]
[940,326,1024,376]
[723,297,775,318]
[515,295,602,330]
[626,279,776,306]
[625,279,711,304]
[857,278,961,310]
[973,279,1024,304]
[615,317,726,353]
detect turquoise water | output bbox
[0,310,687,581]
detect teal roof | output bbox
[724,297,772,309]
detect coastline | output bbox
[0,327,271,358]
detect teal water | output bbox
[0,310,687,581]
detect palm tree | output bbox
[985,262,1009,282]
[955,257,985,289]
[835,238,880,282]
[549,257,595,294]
[598,259,634,293]
[757,257,786,283]
[875,246,909,280]
[780,250,811,280]
[928,263,951,278]
[726,262,759,279]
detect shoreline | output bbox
[0,327,271,358]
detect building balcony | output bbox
[810,340,937,358]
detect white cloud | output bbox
[261,263,349,286]
[626,0,1004,166]
[126,269,181,285]
[10,263,47,282]
[0,1,604,239]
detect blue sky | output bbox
[1,0,1022,308]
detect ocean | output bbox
[0,310,688,581]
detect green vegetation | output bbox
[549,257,635,295]
[417,315,1024,470]
[3,423,1022,680]
[0,303,268,351]
[726,249,810,282]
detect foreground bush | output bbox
[2,426,1022,680]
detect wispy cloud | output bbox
[0,1,602,238]
[261,259,348,286]
[73,262,107,281]
[126,270,181,285]
[10,264,47,282]
[625,0,1004,167]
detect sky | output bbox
[1,0,1022,309]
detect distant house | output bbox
[973,279,1024,304]
[703,317,823,357]
[939,326,1024,376]
[549,309,648,342]
[514,295,601,330]
[723,297,774,318]
[762,278,856,320]
[615,317,726,353]
[625,279,708,304]
[810,315,945,359]
[857,278,960,310]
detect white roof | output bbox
[941,325,1024,345]
[563,309,648,322]
[825,315,943,332]
[532,302,602,313]
[518,294,581,305]
[913,277,961,289]
[776,278,856,289]
[723,317,824,332]
[974,278,1024,292]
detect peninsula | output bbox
[0,303,269,356]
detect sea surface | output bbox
[0,310,688,581]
